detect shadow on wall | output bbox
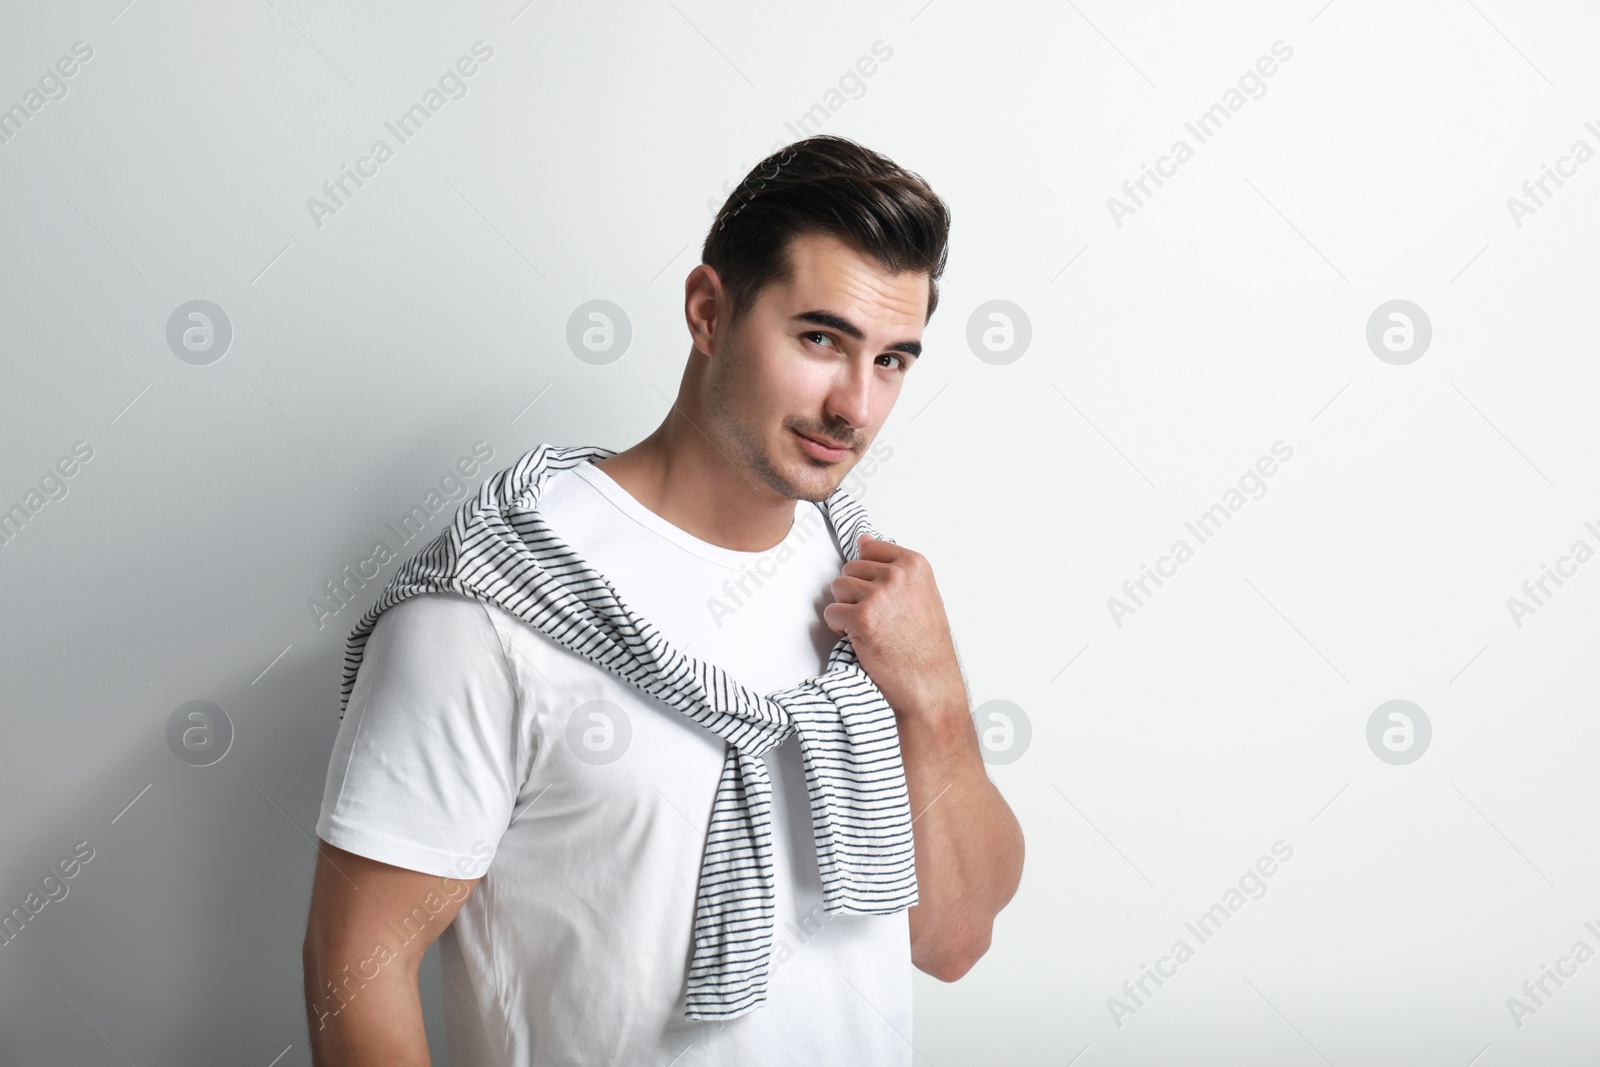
[0,640,450,1066]
[0,430,514,1063]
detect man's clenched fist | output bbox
[823,532,966,718]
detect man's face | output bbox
[703,230,928,503]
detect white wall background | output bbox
[2,0,1598,1063]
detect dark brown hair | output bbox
[700,135,951,328]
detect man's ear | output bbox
[684,263,726,361]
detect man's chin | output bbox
[757,458,845,504]
[783,471,839,504]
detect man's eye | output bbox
[877,353,907,371]
[804,331,834,348]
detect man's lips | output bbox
[796,428,857,454]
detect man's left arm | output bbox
[825,533,1026,982]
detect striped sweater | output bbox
[339,443,919,1019]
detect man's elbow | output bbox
[913,925,993,983]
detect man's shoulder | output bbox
[383,591,569,682]
[371,591,503,659]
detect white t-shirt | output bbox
[316,459,913,1066]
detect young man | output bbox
[302,135,1024,1066]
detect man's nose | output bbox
[825,360,873,431]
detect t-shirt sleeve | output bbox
[316,591,521,879]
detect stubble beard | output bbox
[704,340,850,505]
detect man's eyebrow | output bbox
[793,310,921,359]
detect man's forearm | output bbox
[896,692,1025,980]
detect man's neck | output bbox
[593,415,800,553]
